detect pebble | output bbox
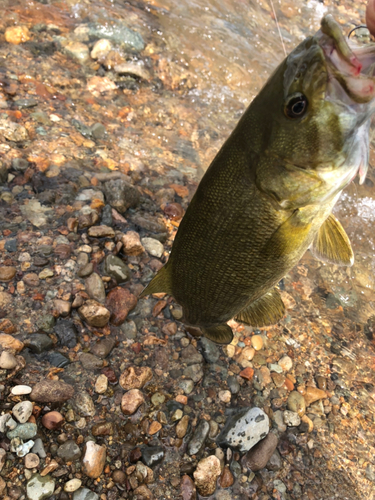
[148,421,162,435]
[12,400,33,423]
[220,466,234,488]
[251,335,264,350]
[5,25,30,44]
[25,333,53,354]
[95,374,108,394]
[218,390,231,403]
[283,410,301,426]
[287,391,306,417]
[304,387,327,407]
[106,287,137,325]
[104,179,140,213]
[236,346,255,367]
[105,255,131,284]
[25,453,40,469]
[217,407,269,453]
[91,337,115,358]
[121,389,145,415]
[181,344,204,365]
[0,351,18,369]
[85,273,106,303]
[41,411,64,430]
[300,414,314,432]
[176,415,190,438]
[121,231,145,255]
[78,300,110,327]
[82,441,106,478]
[0,266,16,281]
[188,420,210,455]
[24,273,40,287]
[72,391,95,417]
[178,379,195,394]
[53,299,71,317]
[57,440,82,462]
[65,41,90,64]
[183,363,204,383]
[80,352,103,370]
[64,478,82,492]
[32,438,47,458]
[181,474,197,500]
[0,334,24,352]
[0,414,16,431]
[141,237,164,258]
[119,366,153,390]
[92,421,114,436]
[30,380,74,403]
[141,445,164,467]
[73,487,99,500]
[194,455,221,497]
[54,319,77,348]
[278,355,293,372]
[242,432,278,471]
[199,337,220,363]
[26,474,55,500]
[269,363,283,374]
[90,38,112,60]
[38,268,54,279]
[11,385,32,395]
[7,423,37,440]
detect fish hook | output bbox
[348,25,370,39]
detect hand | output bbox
[366,0,375,37]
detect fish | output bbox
[140,15,375,345]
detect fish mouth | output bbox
[318,15,375,104]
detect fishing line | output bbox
[269,0,287,57]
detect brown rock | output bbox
[121,231,145,256]
[41,459,59,476]
[0,291,12,309]
[41,411,64,430]
[23,273,40,287]
[239,367,254,380]
[82,441,106,478]
[134,485,153,500]
[148,421,162,435]
[193,456,221,497]
[241,432,278,472]
[119,366,152,391]
[106,287,137,326]
[92,421,114,436]
[0,266,16,282]
[176,415,190,438]
[181,474,196,500]
[78,300,110,327]
[30,380,74,403]
[53,299,71,317]
[24,453,40,469]
[121,389,144,415]
[220,466,234,488]
[304,387,327,407]
[0,318,17,334]
[54,244,72,259]
[5,26,30,44]
[0,351,17,369]
[0,334,23,352]
[87,225,115,238]
[163,202,184,220]
[113,470,126,484]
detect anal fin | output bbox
[310,214,354,266]
[202,324,233,345]
[235,288,285,327]
[139,265,172,298]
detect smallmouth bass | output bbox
[141,16,375,344]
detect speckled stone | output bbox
[194,456,221,497]
[12,400,33,423]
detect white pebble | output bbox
[11,385,32,395]
[64,478,82,492]
[141,237,164,258]
[12,400,33,423]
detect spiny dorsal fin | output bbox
[139,265,172,298]
[235,288,285,327]
[202,324,233,345]
[310,214,354,267]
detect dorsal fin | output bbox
[139,265,172,298]
[235,288,285,327]
[310,214,354,266]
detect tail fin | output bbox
[139,265,173,298]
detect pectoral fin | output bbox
[235,288,285,327]
[139,265,173,298]
[202,324,234,345]
[310,214,354,266]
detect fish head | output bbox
[252,15,375,208]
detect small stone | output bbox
[217,407,269,453]
[12,400,33,423]
[71,391,95,417]
[84,273,105,304]
[88,225,115,238]
[0,351,17,369]
[53,299,71,317]
[105,255,131,284]
[0,266,16,281]
[78,300,110,327]
[65,41,90,63]
[113,470,126,484]
[7,423,37,440]
[194,456,221,497]
[64,478,82,493]
[304,387,327,407]
[278,355,293,372]
[121,389,144,415]
[220,466,234,488]
[181,344,204,365]
[5,26,30,44]
[218,390,231,403]
[82,441,106,479]
[236,346,255,367]
[91,38,112,59]
[176,415,190,438]
[40,459,59,476]
[24,273,40,287]
[106,287,137,325]
[181,474,197,500]
[283,410,301,426]
[91,421,113,436]
[26,474,55,500]
[39,268,54,279]
[11,385,32,395]
[134,485,152,500]
[32,438,47,458]
[119,366,152,391]
[300,414,314,432]
[25,452,40,469]
[148,421,162,435]
[41,411,64,430]
[266,450,282,471]
[30,380,74,403]
[95,374,108,394]
[141,237,164,258]
[239,367,254,380]
[73,487,99,500]
[121,231,144,256]
[58,440,82,462]
[178,379,195,394]
[0,334,24,352]
[287,391,306,417]
[183,363,204,383]
[188,420,210,455]
[104,179,140,214]
[251,335,263,350]
[241,432,278,471]
[24,333,53,354]
[54,319,77,348]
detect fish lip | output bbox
[317,15,375,103]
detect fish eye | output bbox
[285,93,308,119]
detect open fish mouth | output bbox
[318,15,375,104]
